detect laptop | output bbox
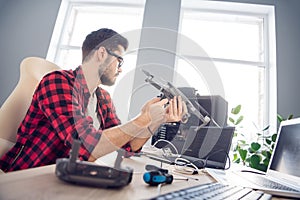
[207,117,300,198]
[144,126,235,169]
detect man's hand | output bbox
[165,96,187,123]
[135,96,187,128]
[135,97,168,127]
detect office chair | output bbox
[0,57,60,157]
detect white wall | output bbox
[274,0,300,118]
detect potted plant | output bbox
[229,105,293,172]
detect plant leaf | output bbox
[250,154,261,165]
[239,140,247,144]
[261,150,267,157]
[248,147,255,154]
[236,116,244,125]
[261,150,272,159]
[262,125,270,131]
[271,134,277,142]
[246,157,251,165]
[229,117,235,124]
[277,114,283,123]
[233,153,238,161]
[263,158,270,166]
[251,142,261,151]
[252,163,267,172]
[265,138,272,145]
[231,105,241,114]
[238,149,247,161]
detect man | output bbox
[0,28,186,172]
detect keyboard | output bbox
[149,182,272,200]
[242,174,299,192]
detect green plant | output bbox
[229,105,293,172]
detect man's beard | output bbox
[100,72,116,86]
[98,62,117,86]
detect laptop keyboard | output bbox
[245,175,299,192]
[149,182,272,200]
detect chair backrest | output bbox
[0,57,60,157]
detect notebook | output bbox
[144,126,235,169]
[207,117,300,198]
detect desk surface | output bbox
[0,154,287,200]
[0,155,214,200]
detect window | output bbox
[175,1,276,135]
[47,0,146,96]
[47,0,276,133]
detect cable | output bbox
[157,183,162,196]
[173,157,199,175]
[147,135,231,175]
[151,139,179,156]
[192,149,231,170]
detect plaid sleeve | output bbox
[35,72,100,160]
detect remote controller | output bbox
[55,140,133,188]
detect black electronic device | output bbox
[150,126,235,169]
[151,122,181,148]
[151,94,228,149]
[179,126,235,169]
[55,140,133,188]
[173,90,228,128]
[151,87,228,148]
[196,95,228,127]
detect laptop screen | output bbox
[269,120,300,178]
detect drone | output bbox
[142,69,220,128]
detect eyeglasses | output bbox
[105,48,124,68]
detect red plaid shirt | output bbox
[0,66,134,172]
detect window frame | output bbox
[47,0,146,64]
[178,0,276,132]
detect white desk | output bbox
[0,155,214,200]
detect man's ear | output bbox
[96,46,107,62]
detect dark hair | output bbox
[81,28,128,62]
